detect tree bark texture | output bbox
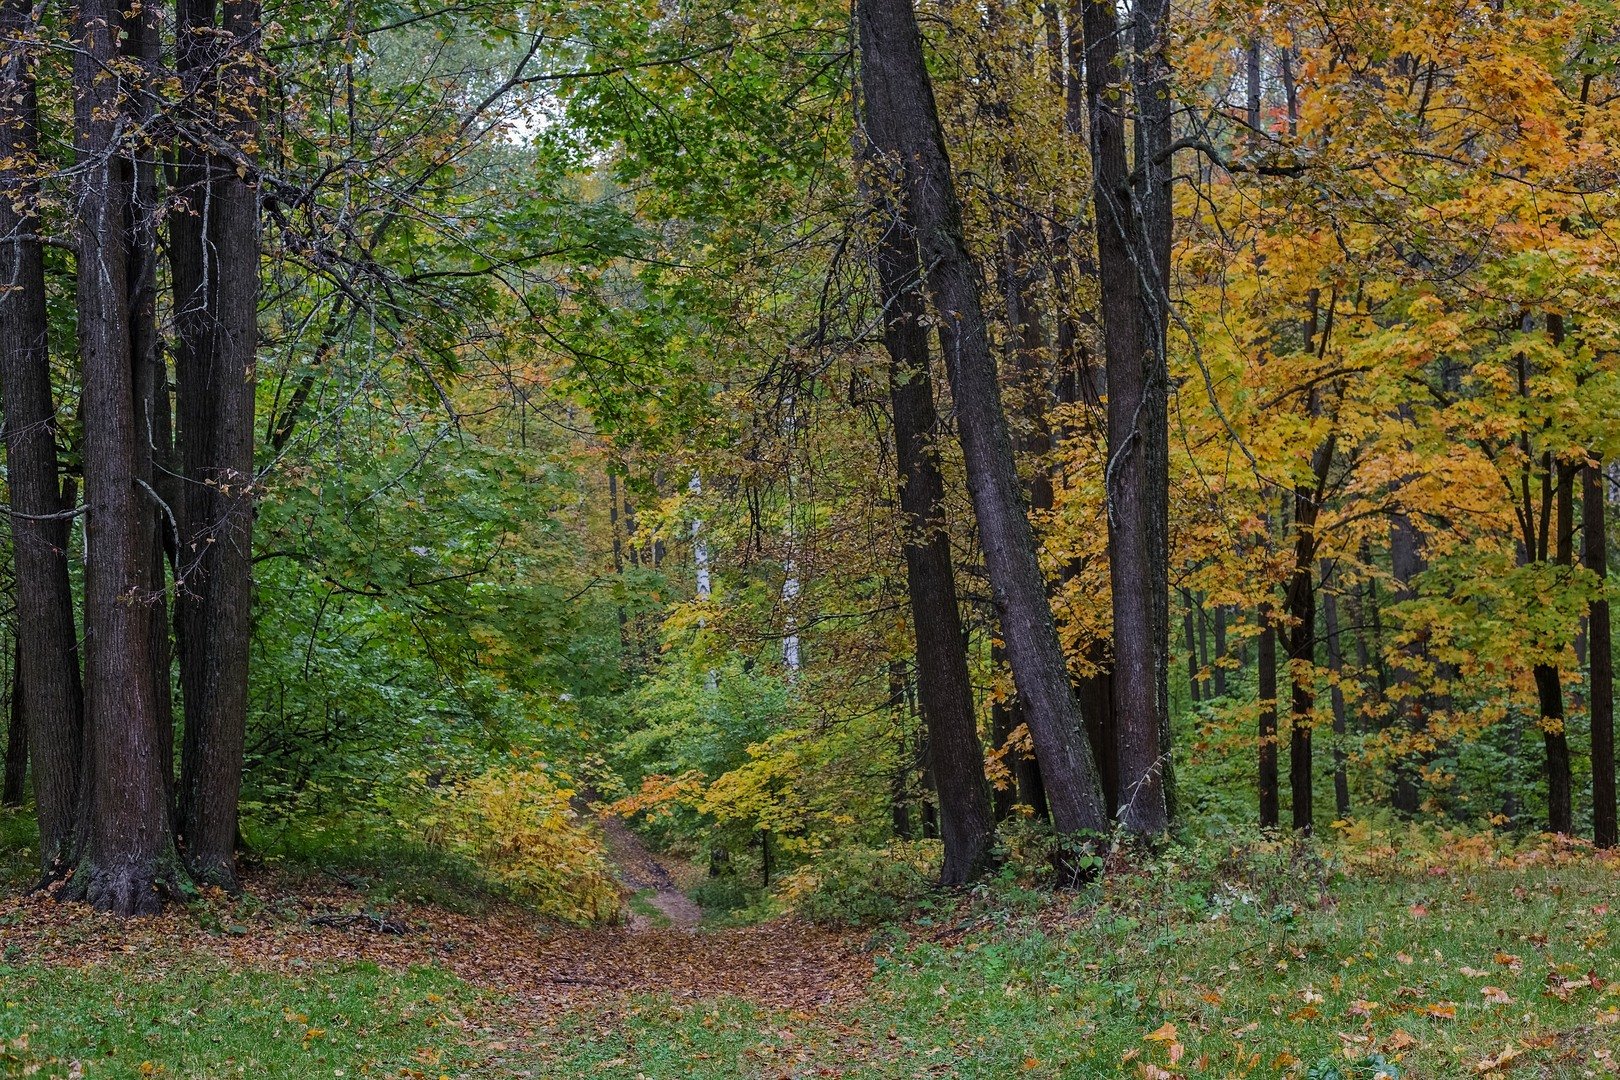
[857,0,1108,854]
[0,0,84,874]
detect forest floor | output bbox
[0,823,1618,1077]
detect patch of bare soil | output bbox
[596,812,704,929]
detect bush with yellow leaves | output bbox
[416,760,623,923]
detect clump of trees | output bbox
[1,0,1617,916]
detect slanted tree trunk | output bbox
[1079,0,1170,833]
[861,136,996,883]
[1258,604,1279,827]
[857,0,1108,862]
[1587,460,1615,848]
[68,0,184,913]
[174,0,262,888]
[0,0,84,874]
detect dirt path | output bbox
[596,813,704,929]
[0,851,870,1024]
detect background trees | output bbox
[0,0,1616,914]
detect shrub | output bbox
[417,761,622,923]
[778,840,941,927]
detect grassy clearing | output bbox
[3,810,1619,1078]
[0,958,477,1079]
[536,841,1620,1078]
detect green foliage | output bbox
[777,841,941,928]
[415,761,623,924]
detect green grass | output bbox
[0,958,479,1079]
[535,845,1620,1078]
[3,811,1619,1078]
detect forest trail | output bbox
[0,858,869,1025]
[597,812,704,929]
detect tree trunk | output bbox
[1587,460,1615,848]
[1388,512,1427,815]
[123,0,176,820]
[1077,0,1168,834]
[861,134,996,883]
[1212,605,1228,697]
[1258,606,1279,827]
[174,0,262,888]
[68,0,184,913]
[1322,569,1351,818]
[1285,554,1315,835]
[1535,462,1576,835]
[4,643,26,807]
[857,0,1108,860]
[1183,597,1201,704]
[0,0,85,874]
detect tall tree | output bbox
[856,0,1109,858]
[174,0,262,888]
[861,160,996,882]
[0,0,85,877]
[1077,0,1170,832]
[67,0,183,912]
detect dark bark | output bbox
[1533,462,1575,835]
[989,683,1016,821]
[1587,461,1616,848]
[861,134,996,883]
[0,0,84,873]
[4,643,26,807]
[122,0,176,819]
[68,0,184,913]
[1285,557,1315,835]
[174,0,262,888]
[857,0,1108,857]
[1258,606,1279,827]
[1183,596,1201,704]
[1212,605,1228,697]
[1078,0,1169,833]
[1322,569,1351,818]
[1388,513,1425,815]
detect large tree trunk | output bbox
[68,0,184,913]
[174,0,261,888]
[862,150,996,883]
[1078,0,1169,834]
[1587,460,1615,848]
[123,0,176,818]
[1,0,86,875]
[857,0,1108,856]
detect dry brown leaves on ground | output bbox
[0,865,871,1029]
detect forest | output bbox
[2,0,1620,1073]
